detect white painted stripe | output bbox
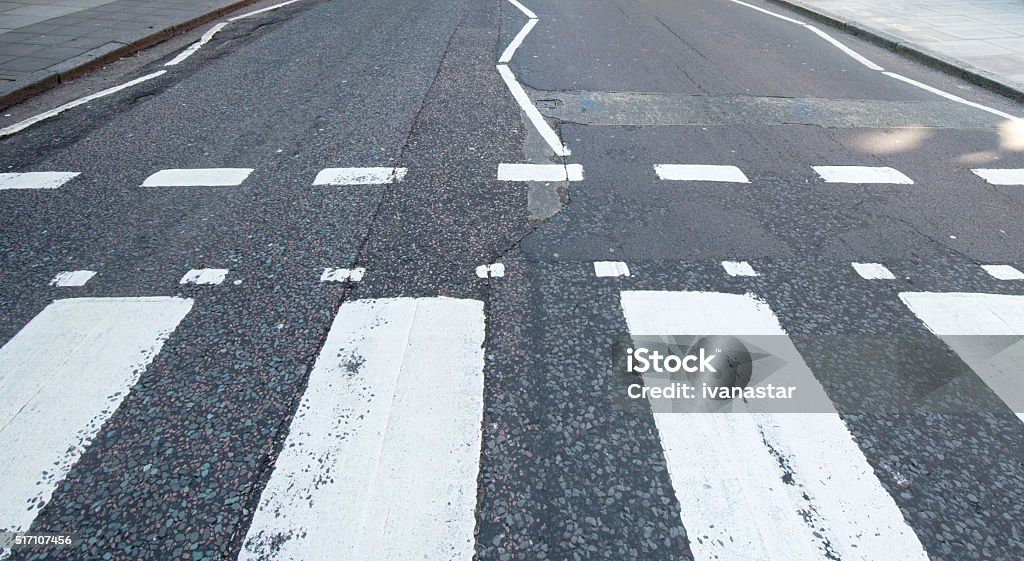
[180,268,229,285]
[803,25,884,71]
[497,163,582,182]
[312,167,407,185]
[852,262,896,280]
[882,72,1019,121]
[654,164,749,183]
[0,297,192,533]
[0,71,167,137]
[981,264,1024,280]
[720,0,804,24]
[142,168,253,187]
[227,0,301,21]
[475,263,505,278]
[164,22,229,66]
[50,270,96,287]
[499,18,538,64]
[0,172,80,190]
[813,165,914,184]
[238,297,485,561]
[722,260,759,277]
[594,261,630,278]
[505,0,537,19]
[972,168,1024,185]
[620,291,929,561]
[320,267,365,282]
[496,64,570,157]
[900,292,1024,421]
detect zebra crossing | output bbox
[1,268,1022,559]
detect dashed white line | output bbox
[320,267,366,282]
[971,168,1024,185]
[499,18,538,64]
[50,270,96,287]
[813,165,914,184]
[851,262,896,280]
[0,172,80,190]
[312,167,407,185]
[594,261,631,278]
[164,22,229,66]
[142,168,253,187]
[981,264,1024,280]
[475,263,505,278]
[654,164,749,183]
[238,297,485,561]
[722,260,759,277]
[497,163,582,182]
[180,268,229,285]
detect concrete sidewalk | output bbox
[770,0,1024,102]
[0,0,265,108]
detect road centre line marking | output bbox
[313,167,407,185]
[496,64,571,157]
[620,290,930,561]
[237,297,485,561]
[497,163,582,181]
[0,71,167,137]
[180,268,229,285]
[813,165,914,184]
[981,264,1024,280]
[971,168,1024,185]
[506,0,537,19]
[654,164,749,183]
[499,18,538,64]
[0,172,80,190]
[141,168,253,187]
[50,270,97,287]
[722,260,759,277]
[851,262,896,280]
[594,261,630,277]
[0,297,193,534]
[164,22,229,66]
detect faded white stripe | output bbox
[50,270,97,287]
[313,167,407,185]
[180,268,229,285]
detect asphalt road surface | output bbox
[2,0,1024,559]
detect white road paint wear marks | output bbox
[972,168,1024,185]
[0,172,80,190]
[505,0,537,19]
[142,168,253,187]
[619,291,930,561]
[179,268,229,285]
[852,262,896,280]
[499,18,538,63]
[164,22,228,66]
[496,65,570,157]
[653,164,749,183]
[475,263,505,279]
[0,71,167,137]
[803,25,884,71]
[981,264,1024,280]
[320,267,366,282]
[238,297,485,561]
[594,261,630,278]
[813,166,914,184]
[497,163,583,182]
[312,167,407,185]
[900,292,1024,421]
[50,270,96,287]
[722,260,759,277]
[0,297,192,534]
[227,0,301,21]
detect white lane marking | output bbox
[594,261,630,278]
[141,168,253,187]
[882,72,1019,121]
[900,292,1024,421]
[496,64,571,157]
[654,164,749,183]
[320,267,365,282]
[972,168,1024,185]
[49,270,96,287]
[475,263,505,278]
[505,0,537,19]
[164,22,229,66]
[720,0,804,25]
[238,297,485,561]
[497,163,582,181]
[722,260,759,277]
[981,264,1024,280]
[0,172,80,190]
[499,18,538,64]
[0,71,167,138]
[312,167,407,185]
[813,165,914,184]
[227,0,302,21]
[851,262,896,280]
[179,268,229,285]
[803,25,884,71]
[0,297,192,534]
[620,291,930,561]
